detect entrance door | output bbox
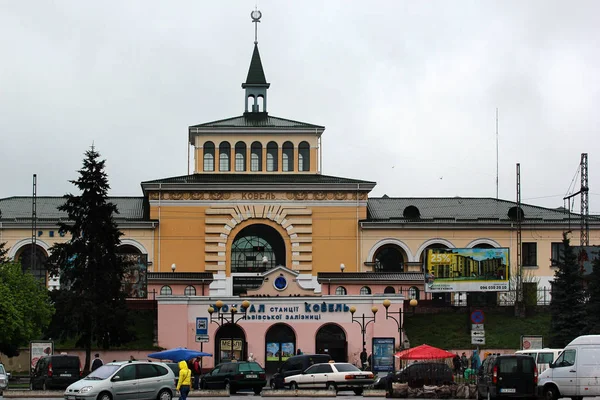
[215,323,247,364]
[315,324,348,362]
[265,323,296,374]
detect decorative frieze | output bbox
[148,191,367,201]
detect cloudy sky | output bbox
[1,1,599,213]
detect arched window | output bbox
[160,285,172,295]
[17,244,48,286]
[360,286,371,295]
[384,286,395,294]
[298,141,310,171]
[219,142,231,172]
[282,141,294,172]
[408,286,420,300]
[184,286,196,296]
[267,142,278,171]
[235,142,246,172]
[251,142,262,172]
[374,245,405,272]
[203,141,215,172]
[335,286,347,295]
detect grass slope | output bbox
[404,310,550,349]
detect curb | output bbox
[363,389,386,397]
[189,389,230,397]
[261,389,336,397]
[4,390,63,398]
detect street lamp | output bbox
[261,256,268,271]
[382,298,418,349]
[171,263,176,273]
[208,300,251,362]
[349,305,378,350]
[340,263,345,273]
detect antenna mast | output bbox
[31,174,37,272]
[581,153,589,246]
[496,108,499,199]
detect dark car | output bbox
[270,354,332,389]
[30,355,81,390]
[200,361,266,394]
[476,354,537,400]
[375,362,454,393]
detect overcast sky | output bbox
[1,1,599,213]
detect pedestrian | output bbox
[247,353,255,362]
[177,360,192,400]
[129,355,136,362]
[91,353,103,372]
[360,348,368,370]
[471,350,481,371]
[461,352,468,372]
[296,349,303,355]
[452,353,461,375]
[192,357,202,390]
[367,353,373,371]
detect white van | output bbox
[538,335,600,400]
[516,348,563,373]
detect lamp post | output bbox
[171,263,176,273]
[382,298,418,350]
[208,300,251,362]
[349,305,378,351]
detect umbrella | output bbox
[394,344,455,360]
[148,347,212,362]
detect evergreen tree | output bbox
[585,254,600,334]
[549,233,587,347]
[46,147,132,372]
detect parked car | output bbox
[30,354,82,390]
[64,360,176,400]
[538,334,600,400]
[0,363,10,395]
[165,362,180,385]
[270,354,332,389]
[200,361,266,394]
[373,362,454,392]
[284,362,375,395]
[515,348,563,374]
[477,354,537,400]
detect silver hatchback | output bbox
[64,360,176,400]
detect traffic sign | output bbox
[196,317,208,335]
[472,324,484,331]
[472,337,486,345]
[471,330,485,338]
[470,310,485,324]
[195,334,209,343]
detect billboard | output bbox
[120,253,148,298]
[372,337,396,372]
[573,246,599,275]
[425,248,510,292]
[30,340,53,370]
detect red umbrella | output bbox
[394,344,456,360]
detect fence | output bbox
[395,288,554,307]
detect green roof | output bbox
[0,196,146,222]
[189,114,324,130]
[243,44,268,86]
[142,173,375,187]
[366,197,599,225]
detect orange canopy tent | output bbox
[394,344,456,360]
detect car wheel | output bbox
[270,380,277,389]
[29,381,34,391]
[157,389,172,400]
[544,386,559,400]
[291,382,299,390]
[487,390,492,400]
[225,380,236,394]
[354,388,364,396]
[253,387,262,395]
[97,391,113,400]
[200,380,206,390]
[42,381,47,391]
[327,382,337,392]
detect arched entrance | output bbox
[231,224,287,295]
[374,245,405,272]
[215,323,247,364]
[315,324,347,362]
[265,324,296,373]
[17,244,48,286]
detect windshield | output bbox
[0,365,5,374]
[86,364,120,380]
[334,363,361,372]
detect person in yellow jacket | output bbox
[177,360,192,400]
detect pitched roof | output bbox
[0,196,146,222]
[243,44,268,86]
[366,197,599,225]
[189,114,324,130]
[317,272,424,282]
[141,173,375,187]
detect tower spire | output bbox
[243,9,270,116]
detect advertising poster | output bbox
[372,337,395,372]
[220,339,243,361]
[30,341,53,370]
[521,335,544,350]
[425,248,510,292]
[120,253,148,298]
[572,246,600,275]
[281,342,295,361]
[266,342,281,361]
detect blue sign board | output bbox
[372,337,396,373]
[470,310,484,324]
[196,317,208,335]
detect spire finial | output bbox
[251,8,262,45]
